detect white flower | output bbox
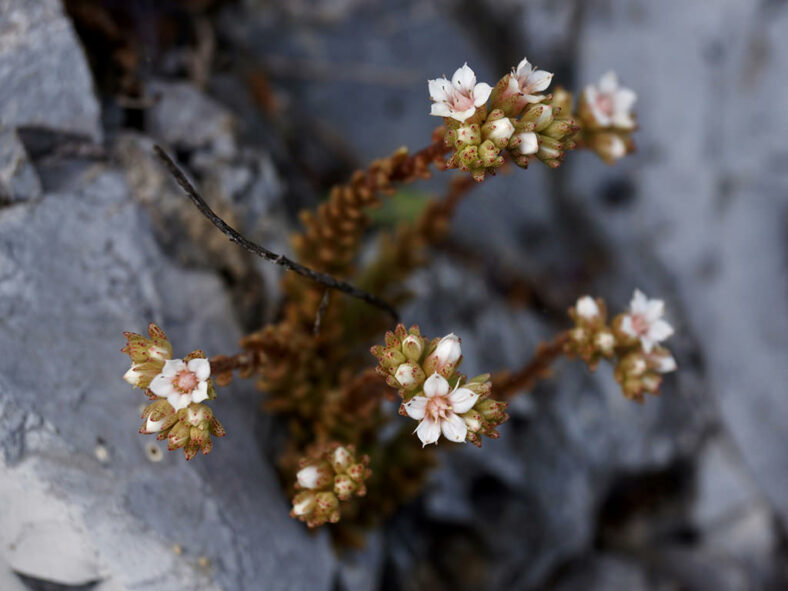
[584,71,637,129]
[648,349,677,373]
[149,358,211,411]
[576,296,600,319]
[620,289,674,353]
[429,63,492,122]
[514,132,539,155]
[404,373,479,446]
[509,58,553,103]
[433,333,461,366]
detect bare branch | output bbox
[154,145,398,321]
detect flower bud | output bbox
[297,461,333,490]
[394,362,426,391]
[291,491,317,517]
[454,124,481,148]
[521,103,553,131]
[423,333,462,376]
[478,140,503,168]
[482,116,515,149]
[594,330,616,356]
[167,422,190,450]
[401,335,424,362]
[331,446,354,473]
[510,131,539,156]
[334,474,357,501]
[462,409,483,433]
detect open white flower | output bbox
[620,289,674,353]
[149,358,210,411]
[429,63,492,122]
[584,71,637,129]
[509,58,553,103]
[404,373,479,446]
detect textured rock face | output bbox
[1,0,787,589]
[0,0,102,140]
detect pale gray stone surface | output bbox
[0,0,102,140]
[0,128,41,204]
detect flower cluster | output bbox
[578,71,637,163]
[290,444,371,528]
[371,325,508,447]
[122,323,225,459]
[565,290,676,402]
[429,61,638,179]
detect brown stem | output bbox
[493,332,570,399]
[209,351,258,386]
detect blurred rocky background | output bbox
[0,0,786,589]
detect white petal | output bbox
[472,82,492,106]
[648,319,674,343]
[450,106,477,122]
[527,70,553,92]
[607,134,627,159]
[620,315,636,338]
[293,493,316,516]
[614,87,637,113]
[487,117,515,141]
[452,63,476,93]
[415,418,441,446]
[612,111,635,130]
[644,299,665,323]
[448,387,479,414]
[149,374,174,397]
[640,336,656,354]
[517,132,539,155]
[524,93,547,104]
[440,413,467,443]
[576,296,600,319]
[630,289,650,315]
[430,102,453,117]
[167,393,190,411]
[599,71,619,93]
[428,77,451,102]
[404,396,428,420]
[423,373,449,398]
[515,57,532,78]
[161,359,185,378]
[144,416,166,434]
[187,358,211,380]
[191,381,209,403]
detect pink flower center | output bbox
[630,314,650,336]
[426,395,453,422]
[448,89,475,112]
[595,94,615,117]
[174,370,198,393]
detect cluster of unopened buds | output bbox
[371,325,509,447]
[565,290,677,402]
[122,324,225,459]
[429,59,637,179]
[290,444,371,528]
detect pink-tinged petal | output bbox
[599,71,619,93]
[167,392,190,411]
[191,381,209,403]
[187,358,211,381]
[423,373,449,398]
[452,63,476,93]
[472,82,492,106]
[428,77,451,102]
[404,396,428,420]
[649,319,674,343]
[430,102,452,117]
[584,87,610,126]
[149,374,174,397]
[527,70,553,92]
[517,132,539,155]
[441,413,467,443]
[515,57,532,78]
[450,106,477,122]
[448,387,479,414]
[161,359,184,378]
[524,93,547,104]
[415,418,441,446]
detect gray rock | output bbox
[0,0,101,140]
[0,127,42,204]
[0,162,336,590]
